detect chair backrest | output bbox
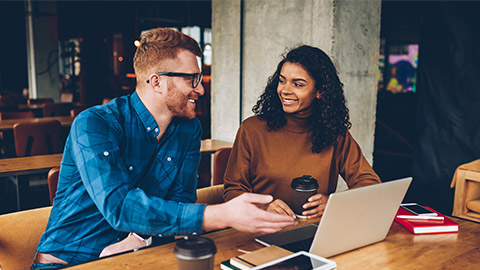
[27,98,54,105]
[212,147,232,185]
[0,111,35,120]
[13,120,63,157]
[196,184,225,205]
[48,166,60,205]
[42,103,73,117]
[0,206,51,270]
[0,92,25,105]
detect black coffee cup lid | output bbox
[291,175,319,190]
[174,236,216,258]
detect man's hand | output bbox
[203,193,298,234]
[266,199,296,218]
[301,193,329,219]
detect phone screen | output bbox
[257,254,327,270]
[401,204,436,215]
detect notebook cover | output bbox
[394,206,459,234]
[230,245,293,270]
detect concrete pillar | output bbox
[332,0,381,163]
[212,0,381,164]
[25,0,60,101]
[211,0,242,142]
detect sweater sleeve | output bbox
[335,131,381,188]
[223,123,254,201]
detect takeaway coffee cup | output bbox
[291,175,319,218]
[174,236,216,270]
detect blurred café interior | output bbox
[0,0,479,224]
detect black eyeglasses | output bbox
[146,72,203,88]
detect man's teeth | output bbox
[188,99,195,103]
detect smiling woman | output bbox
[277,62,319,115]
[223,45,381,220]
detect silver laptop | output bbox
[255,177,412,258]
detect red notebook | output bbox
[394,206,459,234]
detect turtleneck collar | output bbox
[283,106,313,133]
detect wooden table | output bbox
[0,116,74,132]
[0,153,63,210]
[0,153,63,178]
[16,103,45,111]
[66,217,480,269]
[200,139,232,154]
[16,103,88,117]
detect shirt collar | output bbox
[131,91,178,142]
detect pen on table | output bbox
[396,215,444,220]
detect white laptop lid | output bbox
[309,177,412,257]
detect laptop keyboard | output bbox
[281,237,314,252]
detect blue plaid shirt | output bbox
[36,91,206,265]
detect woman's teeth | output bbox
[283,98,297,104]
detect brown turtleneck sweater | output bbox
[223,114,381,207]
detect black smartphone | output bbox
[400,203,437,216]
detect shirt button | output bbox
[128,166,134,171]
[167,157,172,162]
[103,151,109,156]
[154,128,159,133]
[147,127,151,131]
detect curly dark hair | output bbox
[252,45,351,153]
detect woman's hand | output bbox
[266,199,296,218]
[302,193,329,219]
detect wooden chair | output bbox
[42,102,73,117]
[0,91,25,106]
[196,184,224,205]
[212,147,232,185]
[451,159,480,222]
[0,206,51,270]
[0,111,35,120]
[13,120,63,157]
[0,111,36,158]
[0,104,18,112]
[27,98,54,105]
[48,167,60,205]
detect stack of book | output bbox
[394,206,459,234]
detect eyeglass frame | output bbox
[146,72,203,88]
